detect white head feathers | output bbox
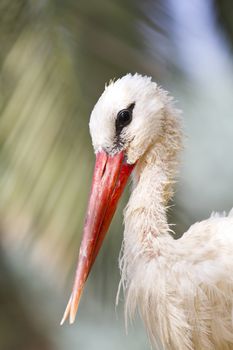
[89,73,170,164]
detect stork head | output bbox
[61,74,169,325]
[90,73,164,164]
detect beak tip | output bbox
[70,290,82,324]
[60,289,82,326]
[69,315,76,324]
[60,313,68,326]
[60,294,72,326]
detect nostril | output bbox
[101,160,107,179]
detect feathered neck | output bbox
[125,104,182,240]
[118,104,182,293]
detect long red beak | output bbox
[61,150,135,324]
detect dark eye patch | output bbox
[115,102,135,135]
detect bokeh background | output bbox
[1,0,233,349]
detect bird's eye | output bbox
[117,109,132,128]
[116,103,135,133]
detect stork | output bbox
[61,74,233,350]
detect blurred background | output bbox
[0,0,233,349]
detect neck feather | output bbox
[119,108,182,286]
[118,107,182,344]
[126,108,182,243]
